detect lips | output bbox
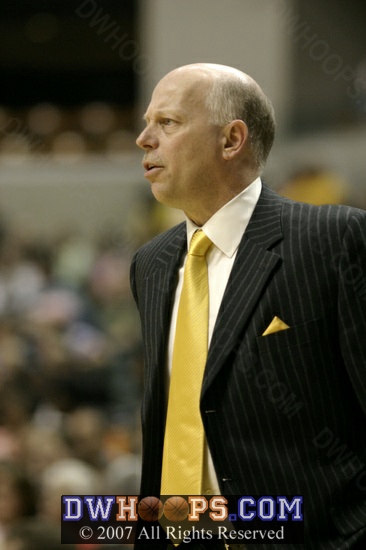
[143,160,164,178]
[143,160,163,170]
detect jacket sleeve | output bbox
[338,209,366,414]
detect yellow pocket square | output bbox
[262,316,290,336]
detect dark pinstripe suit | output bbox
[130,185,366,549]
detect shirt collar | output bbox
[186,177,262,258]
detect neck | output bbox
[185,173,259,226]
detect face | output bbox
[136,69,225,224]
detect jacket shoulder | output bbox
[268,186,366,234]
[130,221,186,291]
[133,222,185,262]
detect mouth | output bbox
[143,160,164,177]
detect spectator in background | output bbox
[20,426,69,486]
[6,518,76,550]
[0,461,36,549]
[38,458,102,525]
[278,166,350,205]
[62,407,108,470]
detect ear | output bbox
[222,120,248,160]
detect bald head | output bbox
[160,63,276,171]
[162,62,253,84]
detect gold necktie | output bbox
[161,230,212,496]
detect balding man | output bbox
[131,63,366,549]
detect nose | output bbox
[136,125,158,150]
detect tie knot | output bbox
[188,230,212,257]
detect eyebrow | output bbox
[142,109,185,122]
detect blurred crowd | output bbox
[0,209,146,549]
[0,103,137,162]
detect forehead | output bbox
[145,71,212,118]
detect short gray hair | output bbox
[205,75,276,171]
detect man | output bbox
[131,63,366,549]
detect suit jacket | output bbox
[130,185,366,549]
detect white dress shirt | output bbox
[167,177,262,494]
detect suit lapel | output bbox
[142,223,186,382]
[146,221,186,308]
[202,185,284,393]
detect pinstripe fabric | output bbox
[130,185,366,550]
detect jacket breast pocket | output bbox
[252,315,335,417]
[256,316,327,355]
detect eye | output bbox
[161,118,174,126]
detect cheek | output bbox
[166,136,217,182]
